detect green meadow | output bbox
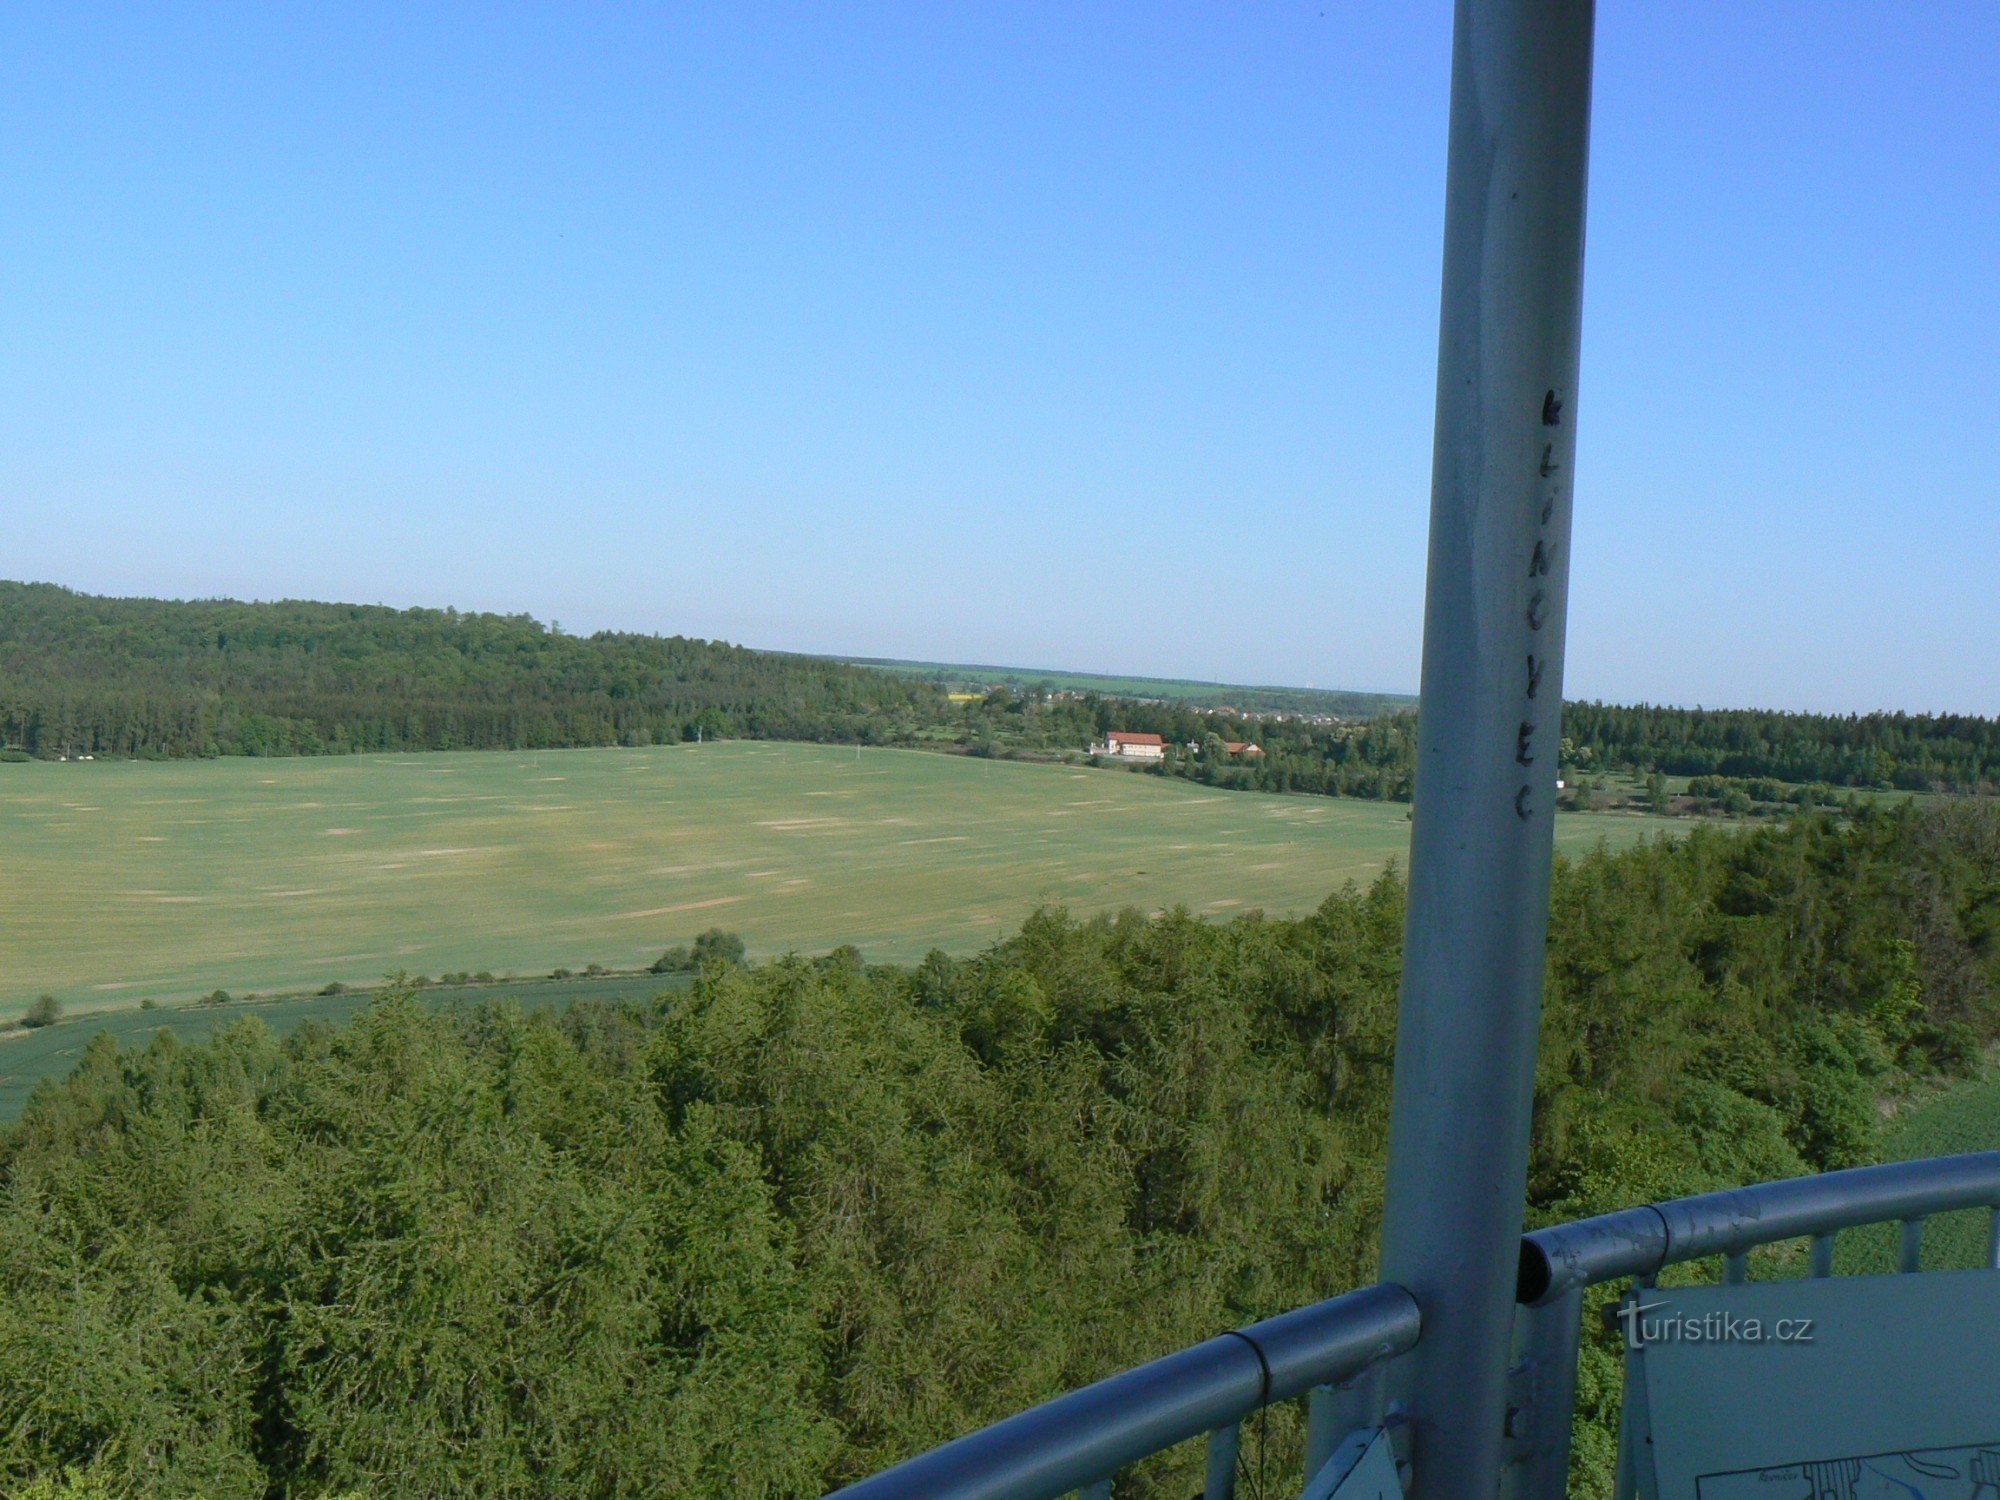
[1,742,1670,1015]
[0,971,690,1125]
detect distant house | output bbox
[1222,741,1263,757]
[1094,731,1167,761]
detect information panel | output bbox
[1301,1427,1399,1500]
[1622,1270,2000,1500]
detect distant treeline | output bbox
[0,582,949,758]
[3,583,1994,799]
[1564,701,2000,793]
[3,802,1997,1496]
[0,584,1420,799]
[833,654,1415,719]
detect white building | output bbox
[1092,731,1167,761]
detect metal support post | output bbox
[1376,2,1597,1497]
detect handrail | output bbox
[827,1281,1421,1500]
[832,1152,2000,1500]
[1517,1149,2000,1305]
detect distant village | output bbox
[1089,730,1262,761]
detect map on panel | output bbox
[1697,1446,2000,1500]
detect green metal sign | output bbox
[1621,1271,2000,1500]
[1302,1427,1400,1500]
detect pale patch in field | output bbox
[154,896,201,904]
[900,836,970,846]
[137,835,167,842]
[323,828,358,836]
[609,896,744,920]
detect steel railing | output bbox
[829,1282,1420,1500]
[828,1151,2000,1500]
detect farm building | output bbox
[1222,741,1263,757]
[1093,731,1167,761]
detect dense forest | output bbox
[0,583,952,758]
[4,584,1995,799]
[1563,701,2000,793]
[4,802,1997,1498]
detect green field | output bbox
[0,742,1669,1016]
[1825,1072,2000,1274]
[0,971,690,1124]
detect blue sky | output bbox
[3,4,1993,713]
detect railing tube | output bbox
[1377,3,1596,1498]
[826,1282,1420,1500]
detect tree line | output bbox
[1564,700,2000,793]
[2,801,1996,1496]
[0,583,950,759]
[4,583,1995,799]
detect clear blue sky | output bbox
[3,4,1994,713]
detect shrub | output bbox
[320,981,348,997]
[583,963,607,977]
[138,998,158,1011]
[550,967,572,980]
[0,748,31,763]
[649,946,692,975]
[691,928,746,967]
[200,989,231,1007]
[21,995,61,1028]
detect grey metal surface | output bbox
[1202,1424,1240,1500]
[1518,1151,2000,1304]
[1376,1,1597,1496]
[1502,1288,1582,1500]
[1624,1272,2000,1500]
[825,1281,1420,1500]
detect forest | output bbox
[4,584,1996,798]
[0,583,949,758]
[3,800,1996,1498]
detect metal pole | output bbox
[1377,4,1595,1498]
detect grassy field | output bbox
[0,971,690,1124]
[0,742,1671,1016]
[1824,1073,2000,1274]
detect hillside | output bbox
[0,582,949,759]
